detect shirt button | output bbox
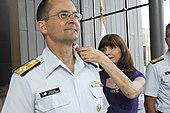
[96,104,101,112]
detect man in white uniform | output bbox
[1,0,108,113]
[144,23,170,113]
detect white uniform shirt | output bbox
[144,51,170,113]
[1,47,108,113]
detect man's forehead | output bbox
[48,0,77,13]
[49,0,71,2]
[48,0,75,7]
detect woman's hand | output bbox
[76,46,107,64]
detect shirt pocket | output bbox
[90,87,104,113]
[90,87,103,98]
[36,93,71,112]
[162,75,170,88]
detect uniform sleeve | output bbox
[143,63,160,97]
[1,73,34,113]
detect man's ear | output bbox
[37,21,48,34]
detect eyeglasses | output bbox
[41,12,82,21]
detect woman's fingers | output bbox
[76,47,94,60]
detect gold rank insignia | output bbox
[91,81,103,87]
[150,57,164,64]
[15,58,41,77]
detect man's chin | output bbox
[65,37,78,44]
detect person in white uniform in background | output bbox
[1,0,108,113]
[144,23,170,113]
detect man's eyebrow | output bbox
[57,10,78,13]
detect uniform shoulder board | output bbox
[150,57,164,64]
[15,58,41,77]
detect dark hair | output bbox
[98,34,136,77]
[166,23,170,35]
[37,0,52,21]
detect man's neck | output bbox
[50,45,75,73]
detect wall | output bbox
[0,1,11,112]
[0,0,12,88]
[18,0,45,64]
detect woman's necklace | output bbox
[110,84,119,93]
[106,78,120,93]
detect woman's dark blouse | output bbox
[100,71,145,113]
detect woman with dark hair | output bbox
[77,34,146,113]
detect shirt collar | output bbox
[73,48,86,74]
[42,47,87,77]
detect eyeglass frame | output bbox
[41,11,82,21]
